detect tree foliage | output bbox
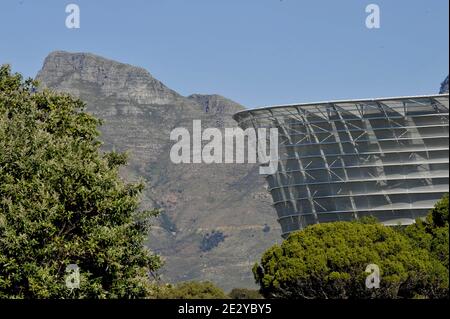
[154,281,228,299]
[428,194,449,228]
[0,65,161,298]
[403,194,449,269]
[253,218,448,299]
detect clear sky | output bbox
[0,0,448,108]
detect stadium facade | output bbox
[233,94,449,238]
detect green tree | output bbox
[155,281,228,299]
[253,221,448,299]
[428,194,449,228]
[0,65,161,298]
[403,194,449,269]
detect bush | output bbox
[155,281,228,299]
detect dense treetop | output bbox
[253,198,449,299]
[0,65,160,298]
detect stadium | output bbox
[233,94,449,238]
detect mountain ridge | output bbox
[38,51,184,105]
[36,51,281,291]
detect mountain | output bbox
[36,51,280,291]
[440,75,449,94]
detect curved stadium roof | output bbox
[233,94,449,237]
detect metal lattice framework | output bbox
[233,94,449,237]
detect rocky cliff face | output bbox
[36,51,280,291]
[440,75,449,94]
[39,51,182,105]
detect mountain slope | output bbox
[36,51,280,291]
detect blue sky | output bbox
[0,0,448,108]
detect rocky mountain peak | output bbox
[36,51,182,105]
